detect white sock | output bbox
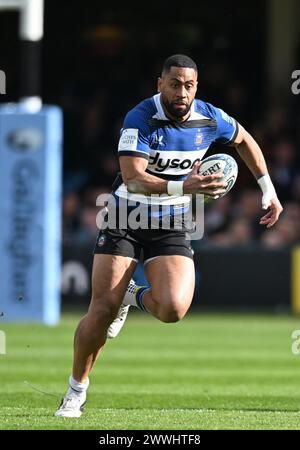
[69,375,89,394]
[122,279,150,312]
[122,279,139,306]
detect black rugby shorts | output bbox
[93,227,194,263]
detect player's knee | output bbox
[158,303,188,323]
[153,289,190,323]
[88,297,119,327]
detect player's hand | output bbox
[259,196,283,228]
[183,161,227,197]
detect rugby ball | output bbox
[199,153,238,199]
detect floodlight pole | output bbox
[0,0,44,110]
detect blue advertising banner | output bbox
[0,104,62,325]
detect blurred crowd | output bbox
[61,72,300,249]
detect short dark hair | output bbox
[162,54,198,75]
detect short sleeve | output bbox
[210,105,239,145]
[118,109,151,160]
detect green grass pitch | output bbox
[1,312,300,430]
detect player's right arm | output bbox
[119,156,226,197]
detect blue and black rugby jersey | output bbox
[114,93,238,204]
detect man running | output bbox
[55,54,282,417]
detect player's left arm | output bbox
[233,124,283,228]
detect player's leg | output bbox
[142,255,195,322]
[72,254,137,382]
[95,228,143,339]
[55,253,136,417]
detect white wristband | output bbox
[257,174,276,196]
[167,180,184,196]
[257,174,277,209]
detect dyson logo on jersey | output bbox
[149,151,201,173]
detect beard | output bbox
[161,95,192,119]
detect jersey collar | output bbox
[153,93,208,122]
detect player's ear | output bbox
[157,77,162,92]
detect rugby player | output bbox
[55,54,282,417]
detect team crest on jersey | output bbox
[194,130,203,145]
[97,235,106,247]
